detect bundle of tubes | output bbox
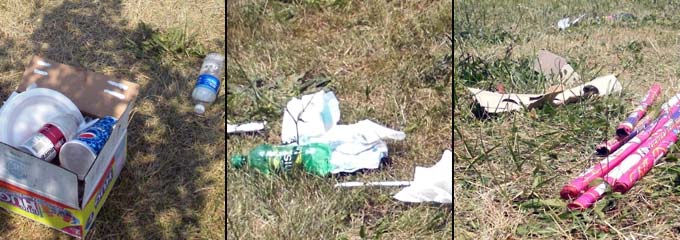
[561,83,680,210]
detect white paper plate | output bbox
[0,88,84,147]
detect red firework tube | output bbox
[596,113,655,155]
[616,83,662,138]
[613,119,680,193]
[560,96,680,199]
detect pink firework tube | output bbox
[616,83,662,138]
[568,182,607,210]
[560,95,680,200]
[613,121,680,193]
[568,109,680,209]
[596,113,655,155]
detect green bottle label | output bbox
[270,146,301,173]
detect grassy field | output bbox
[0,0,225,239]
[227,0,452,239]
[454,0,680,239]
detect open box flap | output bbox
[0,143,79,209]
[18,56,140,119]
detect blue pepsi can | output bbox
[59,116,117,180]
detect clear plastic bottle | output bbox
[192,53,225,114]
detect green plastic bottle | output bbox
[230,143,332,177]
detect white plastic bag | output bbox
[281,90,340,144]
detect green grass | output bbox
[227,0,452,239]
[455,0,680,239]
[0,0,225,239]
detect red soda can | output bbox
[18,115,79,162]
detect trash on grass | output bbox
[281,90,340,144]
[467,74,622,114]
[597,83,662,155]
[557,14,586,30]
[563,93,680,210]
[227,121,267,134]
[298,119,405,173]
[533,50,580,85]
[281,90,405,174]
[616,83,662,138]
[393,150,452,203]
[230,142,333,177]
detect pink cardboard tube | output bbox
[616,83,662,138]
[597,114,654,155]
[568,183,607,210]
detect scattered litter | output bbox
[557,14,586,30]
[333,150,451,204]
[297,119,405,173]
[281,90,404,173]
[466,50,623,114]
[467,74,622,114]
[227,121,266,134]
[563,92,680,210]
[192,53,225,115]
[393,150,452,203]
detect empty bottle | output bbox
[192,53,225,114]
[230,143,332,177]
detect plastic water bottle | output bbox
[230,143,332,177]
[192,53,225,114]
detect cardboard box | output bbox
[0,56,139,238]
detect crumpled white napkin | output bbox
[394,150,452,203]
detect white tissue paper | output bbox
[281,90,405,173]
[393,150,452,203]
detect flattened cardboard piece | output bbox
[552,74,622,105]
[533,50,581,84]
[468,74,621,113]
[559,64,581,86]
[533,50,568,76]
[466,87,561,113]
[18,56,140,119]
